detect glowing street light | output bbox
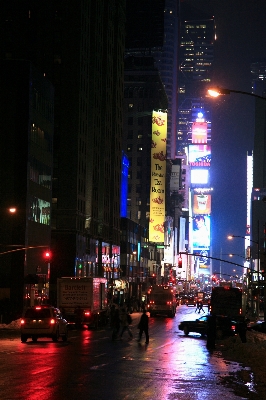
[227,234,258,245]
[228,253,245,259]
[227,234,260,316]
[207,87,266,101]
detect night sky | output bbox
[185,0,266,276]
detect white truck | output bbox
[57,277,108,328]
[147,284,177,318]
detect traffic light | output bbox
[43,250,52,263]
[178,256,182,268]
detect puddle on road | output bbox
[213,350,259,399]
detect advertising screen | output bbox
[191,121,207,144]
[194,249,211,267]
[191,169,209,185]
[193,194,211,215]
[192,215,210,249]
[28,195,50,226]
[188,145,211,166]
[170,164,180,191]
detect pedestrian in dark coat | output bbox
[206,314,216,350]
[111,306,121,341]
[137,309,149,344]
[238,318,247,343]
[119,308,133,339]
[198,301,205,313]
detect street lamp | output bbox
[207,87,266,101]
[228,253,245,257]
[209,87,266,318]
[228,234,260,316]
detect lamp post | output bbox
[228,234,259,316]
[209,87,266,319]
[207,87,266,101]
[219,253,246,277]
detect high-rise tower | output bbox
[1,2,126,297]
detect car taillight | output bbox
[50,319,56,324]
[167,301,172,305]
[84,311,90,316]
[21,319,25,325]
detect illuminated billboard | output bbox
[194,249,211,267]
[149,111,167,242]
[170,164,180,191]
[192,215,210,249]
[188,145,211,166]
[192,121,207,144]
[28,195,50,225]
[191,169,209,185]
[193,193,211,215]
[120,152,129,217]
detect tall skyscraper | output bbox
[123,56,168,227]
[125,0,179,160]
[0,60,54,314]
[1,2,126,303]
[178,3,215,152]
[177,3,216,280]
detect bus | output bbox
[147,285,176,318]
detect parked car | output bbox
[247,320,266,333]
[20,305,68,343]
[178,315,238,338]
[179,315,208,336]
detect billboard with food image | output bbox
[193,193,211,215]
[149,110,167,243]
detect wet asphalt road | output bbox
[0,305,257,400]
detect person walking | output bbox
[238,317,247,343]
[111,306,121,341]
[207,299,211,313]
[206,314,216,350]
[198,301,205,314]
[119,307,133,340]
[137,309,149,344]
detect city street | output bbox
[0,305,256,400]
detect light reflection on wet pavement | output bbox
[131,335,253,400]
[120,311,257,400]
[0,308,261,400]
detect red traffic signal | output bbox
[43,250,52,262]
[178,256,182,268]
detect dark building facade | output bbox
[1,2,126,304]
[123,56,168,227]
[125,0,179,160]
[0,60,53,318]
[122,56,168,292]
